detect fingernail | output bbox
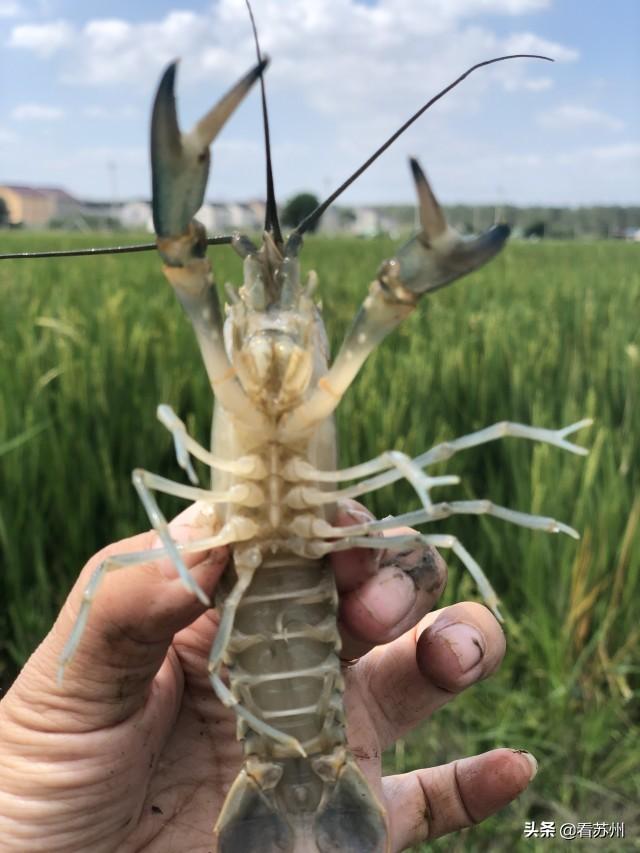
[515,749,538,781]
[357,570,416,627]
[432,622,485,673]
[344,507,384,570]
[345,507,375,527]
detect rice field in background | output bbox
[0,233,638,850]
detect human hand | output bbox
[0,501,536,852]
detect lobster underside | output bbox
[148,57,589,853]
[56,40,591,853]
[210,525,388,852]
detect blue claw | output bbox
[151,58,268,239]
[380,158,510,298]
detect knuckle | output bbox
[382,543,447,599]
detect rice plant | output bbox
[0,233,638,848]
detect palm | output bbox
[122,614,387,852]
[0,513,536,852]
[119,614,242,851]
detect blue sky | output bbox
[0,0,638,206]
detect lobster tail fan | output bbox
[314,761,388,853]
[215,757,388,853]
[216,769,293,853]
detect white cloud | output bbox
[11,103,65,120]
[84,18,131,50]
[74,145,146,164]
[522,76,553,91]
[538,142,640,204]
[587,142,640,161]
[426,141,640,205]
[1,0,577,210]
[495,0,550,10]
[5,1,603,204]
[498,68,555,92]
[539,104,625,132]
[8,20,73,57]
[61,11,209,86]
[83,105,136,119]
[82,106,108,119]
[467,0,551,11]
[507,152,543,167]
[4,2,577,101]
[0,126,17,143]
[365,0,552,27]
[503,32,579,61]
[0,1,23,18]
[532,142,640,167]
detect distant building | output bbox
[118,200,153,232]
[194,203,231,234]
[80,199,119,224]
[317,206,342,235]
[0,185,81,227]
[246,199,267,229]
[193,202,263,235]
[226,202,262,231]
[351,207,382,237]
[1,185,637,241]
[112,200,265,235]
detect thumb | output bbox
[384,748,537,850]
[11,503,227,729]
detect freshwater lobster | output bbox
[41,20,592,853]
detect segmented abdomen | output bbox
[213,431,388,852]
[225,553,345,760]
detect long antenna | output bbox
[2,54,552,262]
[245,0,283,245]
[292,54,553,238]
[0,235,233,261]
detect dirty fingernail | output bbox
[432,622,485,673]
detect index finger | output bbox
[330,500,447,661]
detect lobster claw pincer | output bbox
[150,59,268,431]
[281,158,510,435]
[151,58,268,249]
[378,158,510,302]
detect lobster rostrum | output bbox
[52,23,592,853]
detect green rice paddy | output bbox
[0,233,638,849]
